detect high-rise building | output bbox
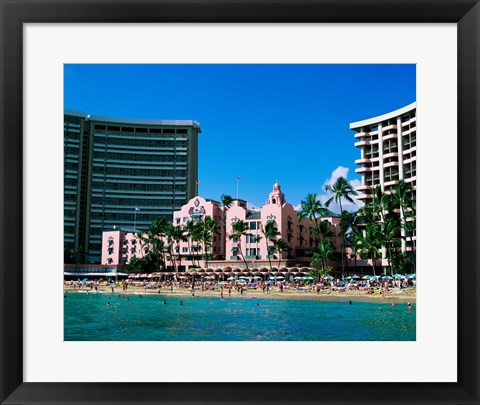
[64,110,201,263]
[350,102,416,252]
[350,102,416,200]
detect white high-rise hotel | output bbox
[350,102,416,252]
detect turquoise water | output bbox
[64,293,416,341]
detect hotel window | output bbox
[182,247,188,253]
[175,218,180,224]
[107,247,114,254]
[232,236,238,243]
[384,140,398,154]
[248,248,257,256]
[249,221,257,230]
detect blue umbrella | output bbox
[382,275,393,280]
[361,275,371,280]
[407,274,416,279]
[324,275,334,280]
[81,278,88,283]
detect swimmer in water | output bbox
[348,300,352,305]
[163,299,167,305]
[107,302,111,306]
[391,303,396,308]
[126,297,129,301]
[408,303,413,311]
[180,301,183,306]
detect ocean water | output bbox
[64,293,416,341]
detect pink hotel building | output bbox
[101,182,342,271]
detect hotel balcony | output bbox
[384,180,400,187]
[383,124,397,131]
[355,184,373,191]
[402,127,416,136]
[405,176,417,183]
[383,152,398,159]
[355,158,372,164]
[357,194,374,200]
[354,140,370,147]
[403,146,417,155]
[404,156,416,164]
[384,161,399,168]
[354,132,370,139]
[383,133,397,141]
[401,117,416,127]
[355,167,373,173]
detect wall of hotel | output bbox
[101,230,148,266]
[173,196,225,265]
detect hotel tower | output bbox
[350,102,416,252]
[64,111,201,263]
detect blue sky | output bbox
[65,64,416,213]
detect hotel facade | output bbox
[64,111,201,263]
[101,182,342,271]
[350,102,416,252]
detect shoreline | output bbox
[64,286,416,304]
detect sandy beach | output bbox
[64,285,416,304]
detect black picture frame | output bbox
[1,1,479,404]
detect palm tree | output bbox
[146,217,169,272]
[355,222,381,275]
[325,176,358,278]
[220,194,234,242]
[297,193,328,228]
[261,221,280,270]
[201,216,220,269]
[310,239,338,279]
[185,220,203,267]
[229,220,252,269]
[310,219,335,244]
[380,217,401,276]
[168,225,184,272]
[391,180,415,250]
[273,238,288,268]
[342,210,361,271]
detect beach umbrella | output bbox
[352,275,360,279]
[324,275,334,280]
[382,275,393,280]
[81,278,88,283]
[276,276,285,280]
[305,276,313,280]
[227,276,236,281]
[361,275,371,280]
[253,276,261,280]
[407,274,416,279]
[370,275,380,280]
[345,276,352,280]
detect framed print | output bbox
[1,0,479,404]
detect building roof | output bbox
[64,110,201,131]
[349,102,416,130]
